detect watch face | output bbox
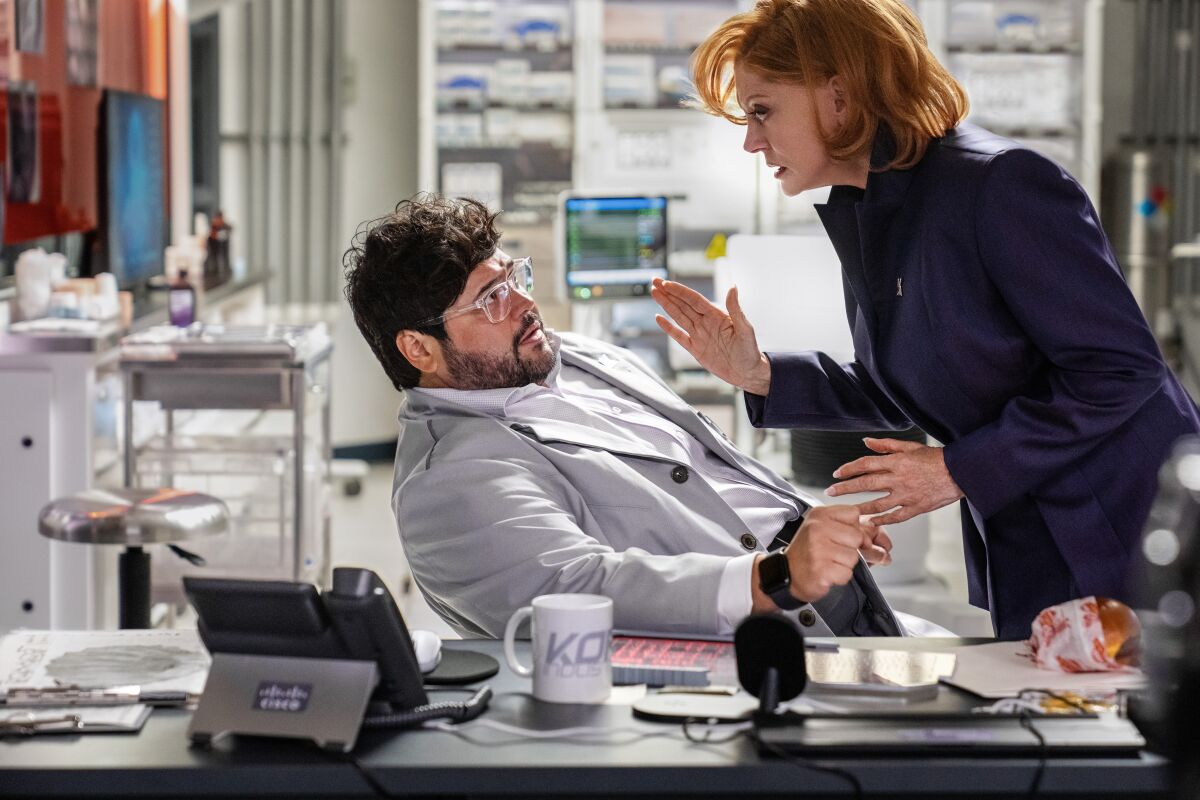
[759,552,790,592]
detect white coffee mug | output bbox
[503,594,613,704]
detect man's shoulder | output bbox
[556,331,665,384]
[557,330,640,363]
[396,407,516,464]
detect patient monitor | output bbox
[557,194,669,302]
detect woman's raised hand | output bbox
[650,278,772,395]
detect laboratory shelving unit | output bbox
[918,0,1105,203]
[418,0,577,226]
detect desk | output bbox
[0,639,1172,799]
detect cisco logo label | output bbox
[253,682,312,713]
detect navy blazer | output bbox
[746,123,1200,639]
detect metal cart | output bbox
[119,324,333,603]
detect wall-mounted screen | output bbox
[563,195,667,301]
[100,89,167,288]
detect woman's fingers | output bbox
[867,506,919,526]
[654,314,693,351]
[826,474,888,496]
[863,437,923,454]
[854,496,901,516]
[726,285,754,331]
[651,278,723,320]
[832,455,886,479]
[650,287,701,330]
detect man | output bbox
[344,194,905,639]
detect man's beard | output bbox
[441,311,558,390]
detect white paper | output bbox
[0,630,210,695]
[939,641,1146,699]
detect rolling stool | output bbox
[38,488,229,628]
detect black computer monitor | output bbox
[562,195,668,301]
[98,89,167,288]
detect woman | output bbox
[651,0,1200,639]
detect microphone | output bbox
[735,614,807,718]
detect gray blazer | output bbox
[391,332,901,638]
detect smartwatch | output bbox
[758,551,804,610]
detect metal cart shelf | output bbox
[119,324,333,602]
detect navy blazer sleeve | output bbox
[941,149,1167,518]
[744,350,913,431]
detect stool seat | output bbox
[38,488,228,546]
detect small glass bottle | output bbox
[168,268,197,327]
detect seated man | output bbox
[344,194,907,639]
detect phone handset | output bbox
[324,567,492,729]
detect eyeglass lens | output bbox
[481,260,534,323]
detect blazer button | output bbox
[798,609,817,627]
[671,466,689,483]
[739,533,757,551]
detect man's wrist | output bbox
[750,555,776,614]
[753,551,807,611]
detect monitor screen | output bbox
[563,196,668,300]
[100,90,167,288]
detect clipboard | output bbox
[0,704,152,736]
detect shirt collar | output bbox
[408,330,564,417]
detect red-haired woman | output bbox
[651,0,1199,639]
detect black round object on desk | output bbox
[425,649,500,685]
[735,613,807,706]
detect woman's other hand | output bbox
[827,438,965,525]
[650,278,772,395]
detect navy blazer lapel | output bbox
[855,127,920,324]
[815,202,879,343]
[855,202,904,323]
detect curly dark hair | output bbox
[342,194,502,390]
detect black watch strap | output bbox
[759,551,804,610]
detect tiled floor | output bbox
[331,455,995,640]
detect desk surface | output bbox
[0,639,1171,799]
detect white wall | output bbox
[332,0,422,447]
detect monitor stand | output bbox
[570,302,614,343]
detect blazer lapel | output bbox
[506,415,674,465]
[562,343,808,503]
[815,202,879,344]
[855,202,905,325]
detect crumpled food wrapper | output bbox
[1026,596,1136,673]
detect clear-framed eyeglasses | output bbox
[415,257,534,328]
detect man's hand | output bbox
[827,438,965,526]
[751,505,880,612]
[650,278,772,396]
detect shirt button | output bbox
[739,533,757,550]
[798,609,817,627]
[670,466,689,483]
[611,405,622,414]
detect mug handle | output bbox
[503,606,534,677]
